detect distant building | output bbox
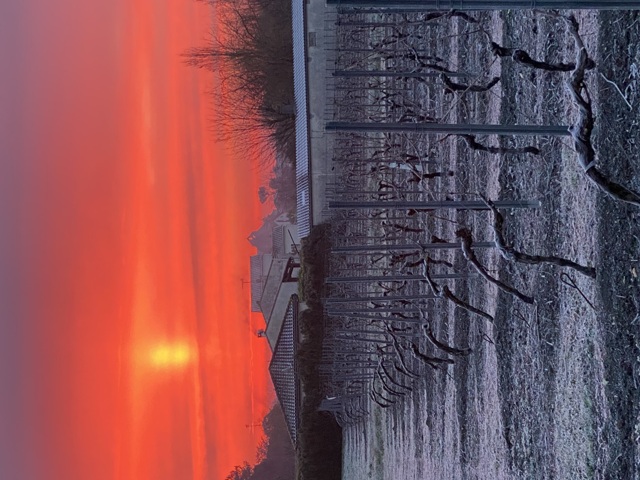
[248,211,293,254]
[272,223,301,257]
[250,220,301,313]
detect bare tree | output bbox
[184,0,295,165]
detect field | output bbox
[334,9,640,480]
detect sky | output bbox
[0,1,274,479]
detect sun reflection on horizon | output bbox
[148,342,194,369]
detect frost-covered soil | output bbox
[342,10,640,480]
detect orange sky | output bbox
[0,0,274,479]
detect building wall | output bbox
[250,254,273,312]
[306,2,338,228]
[273,224,301,256]
[293,0,312,237]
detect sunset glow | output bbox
[149,343,194,369]
[0,0,275,479]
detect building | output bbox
[272,223,301,257]
[268,295,301,445]
[258,256,300,351]
[293,0,339,240]
[250,220,301,312]
[248,222,302,445]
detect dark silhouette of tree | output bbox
[222,403,295,480]
[258,186,269,204]
[224,462,253,480]
[294,224,343,480]
[269,161,296,215]
[184,0,295,167]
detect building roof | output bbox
[263,257,300,350]
[269,295,301,446]
[273,225,286,256]
[258,257,291,324]
[292,0,311,238]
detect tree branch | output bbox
[457,134,540,155]
[422,257,495,322]
[456,227,535,304]
[481,195,596,278]
[421,321,472,356]
[408,343,454,370]
[561,17,640,207]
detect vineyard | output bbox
[295,8,640,479]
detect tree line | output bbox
[186,0,296,167]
